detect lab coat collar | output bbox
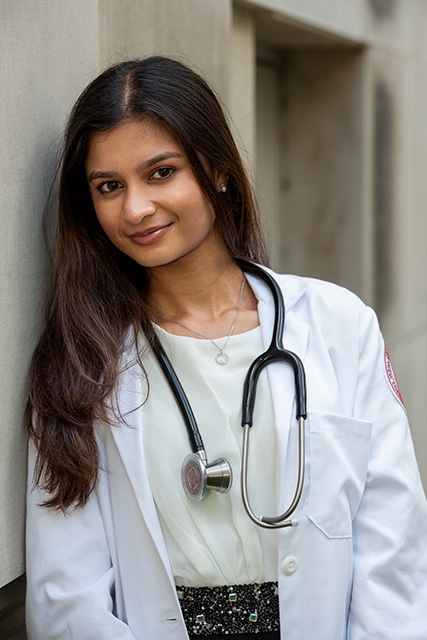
[245,265,308,312]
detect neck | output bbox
[147,251,242,321]
[146,248,259,339]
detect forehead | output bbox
[85,117,182,168]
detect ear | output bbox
[214,169,227,193]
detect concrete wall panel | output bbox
[369,49,427,344]
[237,0,365,43]
[368,48,427,484]
[256,58,286,270]
[0,0,99,587]
[281,51,365,294]
[366,0,425,57]
[231,6,256,171]
[391,333,427,488]
[100,0,232,100]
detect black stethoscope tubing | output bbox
[149,260,307,528]
[151,336,203,453]
[236,259,307,424]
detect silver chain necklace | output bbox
[156,276,246,365]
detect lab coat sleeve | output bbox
[348,305,427,639]
[26,439,137,640]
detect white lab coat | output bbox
[26,270,427,639]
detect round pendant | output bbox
[215,351,229,365]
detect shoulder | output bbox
[264,271,384,369]
[270,270,374,328]
[247,264,376,339]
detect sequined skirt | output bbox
[189,634,280,640]
[176,581,280,636]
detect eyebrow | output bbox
[87,152,182,182]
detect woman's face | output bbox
[85,118,225,271]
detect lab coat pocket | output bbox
[308,411,373,538]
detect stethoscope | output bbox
[150,260,307,529]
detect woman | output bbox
[26,56,427,640]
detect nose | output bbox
[122,184,156,224]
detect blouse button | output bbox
[282,555,298,576]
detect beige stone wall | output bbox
[230,6,257,172]
[0,0,99,590]
[364,0,427,487]
[239,0,365,42]
[99,0,231,99]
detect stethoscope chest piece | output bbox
[182,453,233,502]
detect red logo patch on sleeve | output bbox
[384,346,405,408]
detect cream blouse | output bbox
[142,325,278,588]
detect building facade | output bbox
[1,0,426,636]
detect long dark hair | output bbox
[27,56,269,510]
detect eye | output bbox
[150,167,175,180]
[96,181,123,194]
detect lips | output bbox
[129,223,173,246]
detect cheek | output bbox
[94,214,125,252]
[186,191,216,228]
[202,203,217,232]
[93,204,118,237]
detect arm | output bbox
[349,306,427,638]
[26,440,137,640]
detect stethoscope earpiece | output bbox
[182,452,233,502]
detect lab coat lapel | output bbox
[108,352,175,580]
[246,271,309,510]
